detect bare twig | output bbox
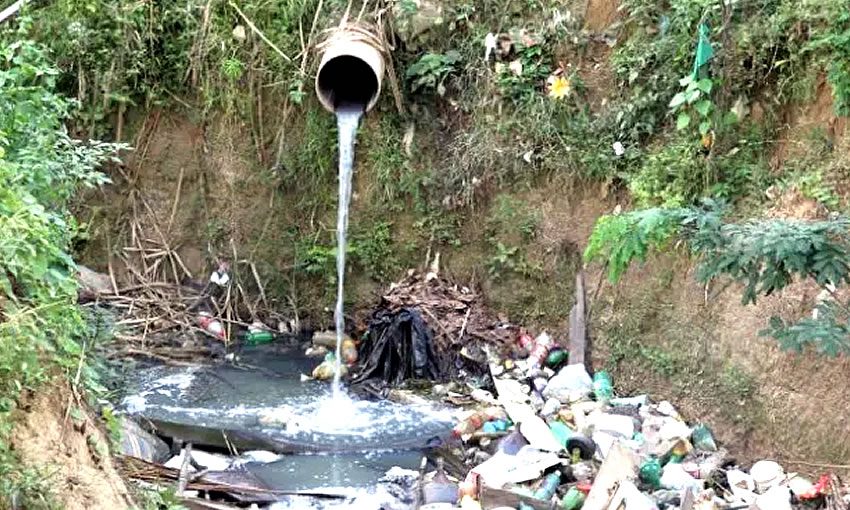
[168,167,185,234]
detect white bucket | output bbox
[750,460,785,493]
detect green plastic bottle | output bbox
[592,371,613,402]
[546,349,569,368]
[245,330,275,345]
[561,487,585,510]
[549,421,573,448]
[691,423,718,451]
[639,456,662,489]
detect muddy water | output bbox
[332,104,363,399]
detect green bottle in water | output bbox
[244,330,275,345]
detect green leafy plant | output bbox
[495,44,551,103]
[586,202,850,356]
[486,241,540,278]
[669,75,714,135]
[584,207,685,282]
[351,221,399,281]
[406,51,462,95]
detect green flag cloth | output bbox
[692,23,714,78]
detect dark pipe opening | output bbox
[317,55,379,110]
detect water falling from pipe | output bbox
[332,103,364,400]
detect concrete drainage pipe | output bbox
[315,24,386,113]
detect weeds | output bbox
[406,51,462,95]
[0,32,121,506]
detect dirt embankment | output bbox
[11,380,131,510]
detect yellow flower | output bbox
[547,75,571,99]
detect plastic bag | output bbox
[353,308,441,386]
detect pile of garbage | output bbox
[371,271,519,377]
[418,330,850,510]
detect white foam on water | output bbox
[120,366,198,413]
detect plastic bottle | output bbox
[528,332,554,368]
[549,421,573,448]
[518,331,536,352]
[561,487,586,510]
[453,411,486,438]
[533,472,561,500]
[244,330,274,345]
[340,338,358,364]
[639,456,662,489]
[691,423,717,451]
[592,371,614,402]
[423,458,459,505]
[197,312,226,340]
[546,349,569,368]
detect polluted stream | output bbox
[121,345,456,507]
[116,101,460,508]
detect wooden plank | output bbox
[582,443,639,510]
[568,271,588,369]
[479,485,556,510]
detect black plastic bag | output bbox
[353,308,441,386]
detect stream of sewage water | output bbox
[332,103,364,400]
[118,102,456,508]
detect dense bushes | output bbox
[0,26,121,506]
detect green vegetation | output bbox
[586,203,850,356]
[406,51,462,95]
[0,28,120,506]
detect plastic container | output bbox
[518,331,536,352]
[528,332,554,368]
[592,371,613,402]
[561,487,586,510]
[750,460,784,493]
[639,456,662,489]
[691,423,717,451]
[533,472,561,500]
[197,312,226,340]
[546,349,568,368]
[244,330,274,345]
